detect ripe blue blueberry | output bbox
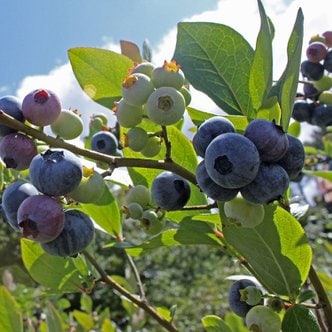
[0,95,24,136]
[205,133,260,189]
[277,134,305,180]
[195,161,238,202]
[0,133,37,170]
[29,149,83,197]
[300,60,324,81]
[311,104,332,127]
[324,50,332,72]
[292,100,314,123]
[193,116,235,157]
[41,209,94,257]
[241,163,289,204]
[90,131,119,155]
[1,181,39,231]
[151,171,191,210]
[18,195,65,243]
[228,279,263,318]
[244,119,289,162]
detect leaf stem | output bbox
[161,126,172,161]
[82,250,178,332]
[0,111,197,185]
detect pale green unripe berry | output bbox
[140,136,162,157]
[50,109,83,140]
[131,62,155,78]
[313,75,332,91]
[151,60,185,90]
[224,196,265,228]
[318,91,332,104]
[114,99,143,128]
[146,87,186,126]
[69,167,105,203]
[121,73,154,106]
[125,184,151,209]
[140,209,165,235]
[245,305,281,332]
[125,127,149,152]
[180,86,192,106]
[125,202,144,220]
[240,286,263,306]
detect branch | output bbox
[82,250,178,332]
[0,111,197,185]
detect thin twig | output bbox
[161,126,172,161]
[82,250,178,332]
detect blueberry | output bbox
[90,131,119,155]
[240,163,289,204]
[277,135,305,180]
[1,181,39,231]
[151,171,191,210]
[311,104,332,127]
[195,161,238,202]
[125,184,151,209]
[0,95,24,136]
[193,116,235,157]
[18,195,65,243]
[22,89,61,126]
[306,42,328,63]
[41,209,94,257]
[29,149,82,197]
[303,83,319,101]
[205,133,260,189]
[244,119,289,162]
[245,305,281,332]
[0,133,37,170]
[140,209,165,235]
[300,60,324,81]
[228,279,262,318]
[323,50,332,73]
[292,100,314,123]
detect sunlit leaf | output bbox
[201,315,231,332]
[173,22,254,116]
[120,40,142,63]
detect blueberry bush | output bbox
[0,0,332,331]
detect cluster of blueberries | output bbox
[0,90,95,257]
[228,278,283,331]
[293,30,332,127]
[193,116,305,205]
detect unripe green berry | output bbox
[51,109,83,140]
[146,87,186,126]
[125,202,144,220]
[140,136,162,157]
[131,62,155,77]
[93,113,108,126]
[266,297,284,313]
[313,75,332,91]
[224,196,265,228]
[114,99,143,128]
[151,60,185,90]
[240,286,263,306]
[180,86,192,106]
[318,91,332,104]
[125,184,151,209]
[245,305,281,332]
[140,209,165,235]
[125,127,149,152]
[69,166,105,203]
[121,73,154,106]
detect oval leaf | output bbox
[282,304,320,332]
[0,286,23,332]
[202,315,231,332]
[21,239,90,292]
[221,204,312,298]
[173,22,254,116]
[68,47,133,109]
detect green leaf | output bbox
[281,304,320,332]
[173,22,254,116]
[288,120,301,137]
[249,0,273,111]
[256,96,281,124]
[296,290,315,303]
[316,271,332,292]
[116,217,222,256]
[72,310,94,330]
[101,318,116,332]
[21,239,89,292]
[201,315,231,332]
[142,39,152,62]
[0,286,23,332]
[221,204,312,298]
[45,301,66,332]
[223,312,250,332]
[156,307,173,322]
[78,182,122,237]
[269,9,303,131]
[68,47,133,110]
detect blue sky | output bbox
[1,0,218,94]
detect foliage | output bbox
[0,0,331,331]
